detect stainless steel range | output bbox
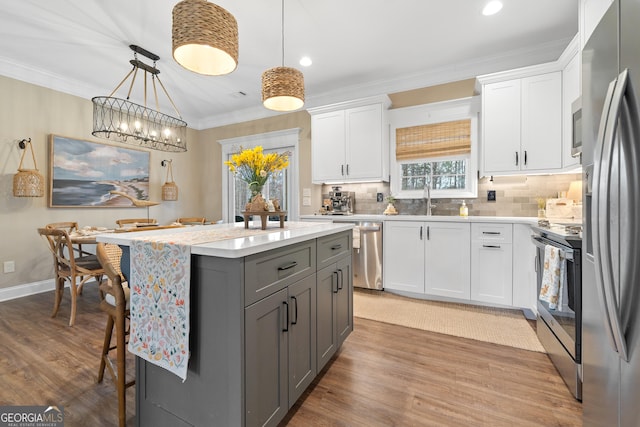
[531,221,583,400]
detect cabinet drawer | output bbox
[317,231,352,270]
[471,223,513,243]
[245,241,316,306]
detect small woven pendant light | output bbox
[262,0,305,111]
[161,160,179,201]
[172,0,238,76]
[13,138,44,197]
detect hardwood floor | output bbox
[0,289,582,427]
[0,288,136,426]
[282,318,582,426]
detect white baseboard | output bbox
[0,279,56,302]
[0,279,103,302]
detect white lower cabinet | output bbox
[384,221,470,299]
[470,223,513,305]
[384,219,534,310]
[383,221,425,293]
[424,222,471,299]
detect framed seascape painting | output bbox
[49,135,151,208]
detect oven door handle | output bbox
[531,235,574,261]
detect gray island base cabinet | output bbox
[126,229,353,427]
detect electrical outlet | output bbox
[3,261,15,273]
[303,196,311,206]
[487,190,496,202]
[376,192,384,202]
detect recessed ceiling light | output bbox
[482,0,503,16]
[299,56,312,67]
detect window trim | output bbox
[219,128,300,223]
[389,97,479,199]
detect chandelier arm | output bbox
[155,75,184,119]
[152,75,160,112]
[108,66,136,98]
[143,69,148,107]
[126,67,140,100]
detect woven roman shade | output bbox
[396,119,471,161]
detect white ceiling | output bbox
[0,0,578,129]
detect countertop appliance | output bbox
[333,219,382,290]
[582,1,640,425]
[531,222,582,400]
[324,186,355,215]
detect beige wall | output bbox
[0,76,205,289]
[389,78,477,109]
[198,110,318,221]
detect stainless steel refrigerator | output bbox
[582,0,640,425]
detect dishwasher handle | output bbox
[358,225,381,232]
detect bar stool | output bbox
[96,243,134,427]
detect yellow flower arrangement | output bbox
[224,146,290,195]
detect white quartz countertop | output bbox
[300,214,538,225]
[96,221,353,258]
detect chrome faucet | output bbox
[423,183,433,216]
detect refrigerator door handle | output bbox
[598,69,640,362]
[592,75,621,358]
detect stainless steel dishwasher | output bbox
[334,220,383,290]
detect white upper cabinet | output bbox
[520,72,563,172]
[480,66,563,176]
[309,96,390,184]
[482,79,522,173]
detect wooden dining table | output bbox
[69,229,114,245]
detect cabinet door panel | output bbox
[425,222,470,299]
[287,275,317,407]
[346,104,383,180]
[483,79,522,173]
[471,241,513,305]
[521,72,562,171]
[245,288,288,427]
[311,111,346,182]
[316,264,338,372]
[383,221,425,293]
[512,224,537,311]
[335,256,353,347]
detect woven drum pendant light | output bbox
[262,0,304,111]
[172,0,238,76]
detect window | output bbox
[400,159,467,191]
[220,129,300,223]
[389,99,479,199]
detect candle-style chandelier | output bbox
[92,44,187,152]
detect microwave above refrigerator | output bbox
[571,97,582,158]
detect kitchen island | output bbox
[97,221,354,427]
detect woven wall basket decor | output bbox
[13,140,45,197]
[162,161,179,201]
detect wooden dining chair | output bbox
[96,242,134,427]
[46,221,84,256]
[115,218,157,228]
[176,216,206,225]
[37,227,105,326]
